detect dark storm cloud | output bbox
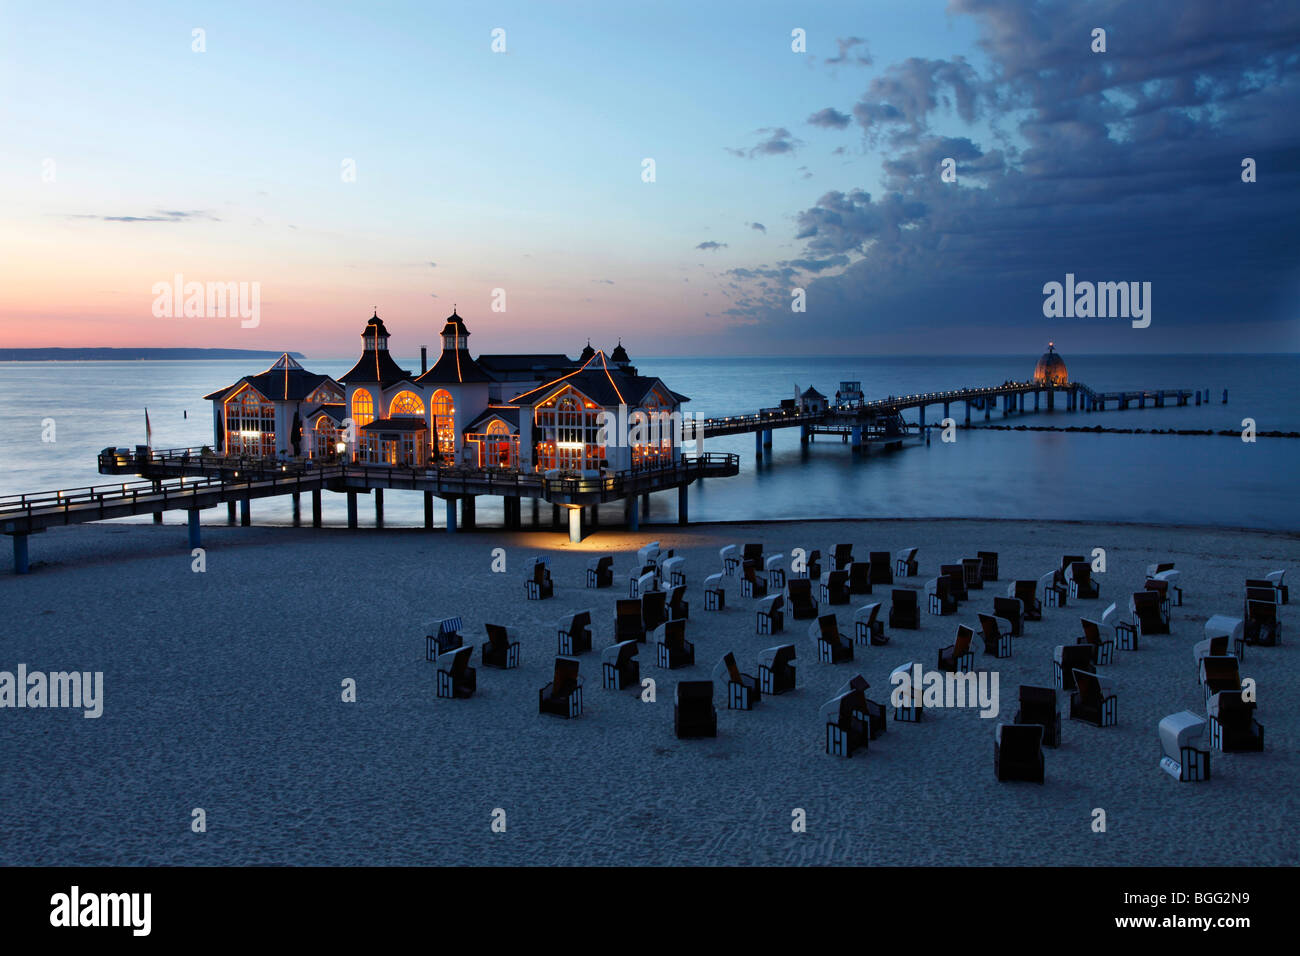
[723,0,1300,352]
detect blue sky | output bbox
[2,0,1297,357]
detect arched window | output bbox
[313,417,340,459]
[351,390,374,428]
[431,389,455,459]
[389,390,425,417]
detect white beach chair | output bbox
[704,572,726,611]
[1039,570,1066,608]
[1265,570,1288,604]
[712,652,760,710]
[894,547,919,577]
[1153,569,1182,606]
[720,545,741,576]
[889,661,922,722]
[1195,615,1245,670]
[1101,601,1138,651]
[853,602,883,646]
[1158,711,1210,782]
[756,593,784,635]
[822,690,865,757]
[601,640,639,690]
[661,554,686,587]
[637,542,661,568]
[757,644,797,695]
[630,569,659,599]
[765,553,786,591]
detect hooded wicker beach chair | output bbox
[977,612,1013,658]
[425,616,464,661]
[1053,644,1095,691]
[714,651,761,710]
[1014,685,1060,748]
[787,578,818,620]
[822,687,870,757]
[854,602,885,645]
[1076,617,1114,665]
[482,623,521,669]
[662,554,686,588]
[994,724,1044,782]
[889,589,920,629]
[526,557,554,601]
[802,548,822,581]
[557,609,593,656]
[674,680,717,738]
[1151,568,1182,605]
[539,657,584,718]
[1066,561,1100,600]
[868,552,894,585]
[837,674,887,738]
[1039,570,1067,608]
[938,624,975,673]
[742,543,764,567]
[630,566,658,599]
[978,550,999,582]
[765,553,787,591]
[756,593,784,635]
[993,596,1023,636]
[1196,614,1245,665]
[1143,578,1173,619]
[890,661,923,721]
[436,644,477,700]
[847,559,873,595]
[615,598,645,644]
[1131,590,1169,636]
[894,547,919,577]
[962,557,984,591]
[637,541,662,569]
[601,640,640,690]
[820,568,851,606]
[758,644,797,695]
[1200,656,1245,712]
[666,585,689,620]
[642,589,668,632]
[1207,691,1264,752]
[1244,593,1281,646]
[586,554,614,589]
[1069,670,1117,727]
[830,543,854,571]
[1102,601,1138,651]
[941,564,968,603]
[926,575,957,615]
[741,560,768,599]
[812,613,854,664]
[704,572,726,611]
[1012,580,1042,622]
[1158,710,1210,781]
[655,618,695,669]
[720,545,741,577]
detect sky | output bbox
[2,0,1298,358]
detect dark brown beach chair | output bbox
[1076,617,1114,665]
[1208,692,1264,752]
[927,574,957,615]
[742,543,764,567]
[1066,561,1099,599]
[978,551,999,581]
[615,599,645,643]
[538,657,583,718]
[1244,592,1281,646]
[894,547,919,577]
[740,560,768,598]
[889,589,920,629]
[830,543,854,571]
[993,596,1023,636]
[938,625,975,673]
[586,555,613,589]
[823,687,870,757]
[1053,644,1094,690]
[655,619,695,669]
[1131,590,1169,636]
[868,551,893,585]
[787,578,818,620]
[717,651,761,710]
[666,584,689,620]
[847,560,873,595]
[642,589,668,632]
[1068,670,1117,727]
[758,644,797,695]
[425,616,464,661]
[601,640,640,690]
[557,610,592,655]
[674,681,717,738]
[962,557,983,591]
[820,569,850,606]
[977,612,1012,658]
[1200,656,1245,711]
[1013,580,1042,621]
[813,613,854,664]
[1014,685,1060,748]
[481,623,521,669]
[940,564,968,603]
[756,594,784,635]
[436,644,477,700]
[526,558,554,601]
[994,724,1045,782]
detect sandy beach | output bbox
[0,516,1295,866]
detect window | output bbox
[389,390,425,417]
[312,417,340,459]
[224,387,276,457]
[534,387,604,472]
[351,390,374,428]
[431,389,455,461]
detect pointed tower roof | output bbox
[339,309,415,386]
[417,308,494,385]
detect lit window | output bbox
[389,390,425,417]
[351,390,374,428]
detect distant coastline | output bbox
[0,348,306,362]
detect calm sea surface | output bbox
[1,354,1296,530]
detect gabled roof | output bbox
[203,353,339,402]
[416,348,495,385]
[465,406,521,432]
[360,417,429,433]
[477,354,575,374]
[507,351,688,408]
[801,386,827,399]
[304,403,346,424]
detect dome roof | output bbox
[1033,343,1068,385]
[578,340,596,363]
[610,340,630,364]
[364,310,390,337]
